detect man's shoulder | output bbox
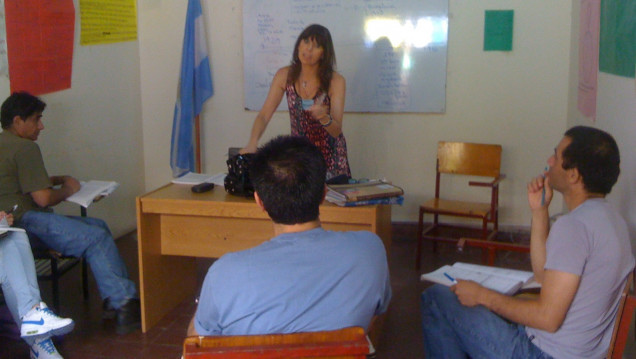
[0,132,41,153]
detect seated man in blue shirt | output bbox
[189,135,391,336]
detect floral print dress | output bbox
[286,83,351,180]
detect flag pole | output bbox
[195,114,201,173]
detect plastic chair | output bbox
[183,327,369,359]
[416,141,505,269]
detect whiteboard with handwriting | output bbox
[243,0,448,113]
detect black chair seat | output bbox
[29,236,89,311]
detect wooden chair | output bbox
[183,327,370,359]
[416,141,505,269]
[456,237,529,267]
[607,271,635,359]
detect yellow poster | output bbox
[80,0,137,45]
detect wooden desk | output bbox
[136,183,392,332]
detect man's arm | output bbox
[527,175,552,283]
[30,176,80,208]
[453,268,580,332]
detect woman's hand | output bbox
[308,103,330,124]
[239,145,257,154]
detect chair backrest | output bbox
[183,327,369,359]
[437,141,502,178]
[607,271,635,359]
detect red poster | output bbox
[4,0,75,95]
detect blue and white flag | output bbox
[170,0,213,177]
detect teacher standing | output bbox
[241,24,351,182]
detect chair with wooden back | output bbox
[456,237,529,267]
[416,141,505,269]
[607,271,635,359]
[183,327,369,359]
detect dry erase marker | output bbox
[444,272,458,284]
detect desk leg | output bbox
[137,198,197,332]
[375,205,392,258]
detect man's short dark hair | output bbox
[1,92,46,129]
[562,126,620,195]
[249,135,327,225]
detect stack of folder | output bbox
[326,181,404,207]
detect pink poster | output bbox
[577,0,600,121]
[4,0,75,95]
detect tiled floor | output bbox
[1,224,634,358]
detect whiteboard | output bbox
[243,0,448,113]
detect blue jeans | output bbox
[20,211,137,309]
[420,285,553,359]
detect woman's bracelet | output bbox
[320,114,333,127]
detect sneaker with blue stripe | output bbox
[30,336,63,359]
[21,302,74,338]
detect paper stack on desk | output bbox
[326,180,404,207]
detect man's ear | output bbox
[11,115,22,127]
[567,167,582,186]
[254,191,266,211]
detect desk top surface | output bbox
[140,183,375,210]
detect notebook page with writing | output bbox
[452,262,534,284]
[445,267,523,295]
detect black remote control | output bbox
[191,182,214,193]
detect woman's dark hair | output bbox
[287,24,336,94]
[1,92,46,129]
[562,126,620,195]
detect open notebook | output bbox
[0,216,26,238]
[421,262,538,295]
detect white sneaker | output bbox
[30,336,63,359]
[21,302,74,337]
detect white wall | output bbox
[0,0,145,238]
[138,0,573,227]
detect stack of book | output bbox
[326,181,404,207]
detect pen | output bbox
[444,272,458,284]
[6,204,17,215]
[541,166,548,206]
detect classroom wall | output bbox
[567,1,636,252]
[138,0,573,226]
[0,0,145,238]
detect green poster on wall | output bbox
[484,10,514,51]
[599,0,636,78]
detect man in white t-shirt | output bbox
[421,126,635,359]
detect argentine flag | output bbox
[170,0,214,177]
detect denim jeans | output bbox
[0,231,42,346]
[420,284,553,359]
[19,211,137,309]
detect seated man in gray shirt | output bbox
[421,126,635,359]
